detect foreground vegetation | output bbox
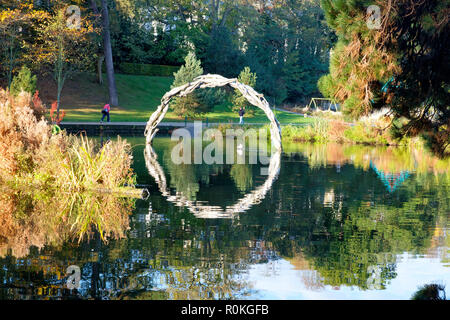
[0,89,138,242]
[0,89,136,190]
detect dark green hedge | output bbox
[120,63,179,77]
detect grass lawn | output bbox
[39,72,313,125]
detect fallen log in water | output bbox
[87,187,149,199]
[3,183,149,200]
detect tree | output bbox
[318,0,399,118]
[382,0,450,157]
[239,1,331,105]
[283,50,321,103]
[0,8,28,89]
[319,0,449,156]
[35,6,95,120]
[170,52,206,117]
[201,25,242,77]
[281,0,331,103]
[84,0,120,104]
[10,65,36,96]
[0,3,47,88]
[99,0,119,107]
[232,67,257,115]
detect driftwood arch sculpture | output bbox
[145,74,282,150]
[144,144,281,219]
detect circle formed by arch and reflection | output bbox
[144,74,282,151]
[144,144,281,219]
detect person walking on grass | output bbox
[238,107,245,124]
[101,103,110,122]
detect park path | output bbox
[60,106,311,127]
[61,121,274,126]
[61,109,307,127]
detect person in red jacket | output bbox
[101,103,110,122]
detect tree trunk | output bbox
[55,39,64,123]
[101,0,118,106]
[7,44,14,89]
[97,55,105,85]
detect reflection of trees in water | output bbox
[0,143,448,299]
[145,144,281,218]
[160,145,255,198]
[162,150,225,201]
[0,186,135,299]
[230,164,253,193]
[289,142,450,177]
[0,187,133,258]
[262,148,449,289]
[0,214,259,299]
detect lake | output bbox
[0,136,448,300]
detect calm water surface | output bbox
[0,137,448,299]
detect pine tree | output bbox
[232,67,257,115]
[318,0,399,118]
[172,52,203,88]
[170,52,205,117]
[171,52,225,117]
[385,0,449,157]
[319,0,449,156]
[10,65,37,96]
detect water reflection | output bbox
[144,143,281,218]
[0,187,134,259]
[370,161,410,193]
[0,139,448,299]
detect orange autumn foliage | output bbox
[49,101,65,124]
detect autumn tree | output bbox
[34,6,95,120]
[0,8,28,88]
[0,3,47,88]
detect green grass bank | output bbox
[39,73,314,125]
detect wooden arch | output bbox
[144,74,282,150]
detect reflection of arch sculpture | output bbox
[145,74,282,151]
[144,144,281,219]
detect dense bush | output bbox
[120,63,180,77]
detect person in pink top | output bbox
[101,103,111,122]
